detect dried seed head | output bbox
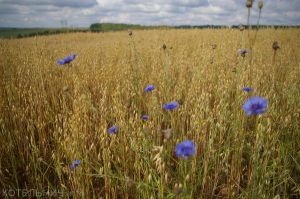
[174,183,178,189]
[63,85,70,92]
[219,187,229,196]
[143,126,151,134]
[174,183,183,195]
[153,145,164,153]
[273,194,280,199]
[162,128,173,140]
[128,30,133,36]
[148,174,152,182]
[211,43,217,50]
[185,174,190,181]
[89,143,94,151]
[239,24,245,31]
[246,0,254,8]
[164,173,168,183]
[162,162,166,171]
[272,41,280,51]
[125,176,134,188]
[258,0,263,9]
[162,44,167,50]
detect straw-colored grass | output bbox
[0,29,299,198]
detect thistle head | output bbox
[246,0,254,8]
[211,43,217,50]
[272,41,280,51]
[239,24,245,31]
[258,0,263,9]
[238,49,251,57]
[161,128,173,140]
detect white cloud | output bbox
[0,0,299,27]
[0,0,97,8]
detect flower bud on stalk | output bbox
[258,0,263,10]
[272,41,280,51]
[246,0,254,8]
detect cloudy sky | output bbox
[0,0,299,27]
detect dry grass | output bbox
[0,28,299,198]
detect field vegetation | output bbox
[0,28,299,198]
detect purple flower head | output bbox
[70,160,80,169]
[141,115,149,121]
[107,125,118,134]
[175,140,196,159]
[243,87,252,92]
[144,85,155,92]
[57,60,66,65]
[164,101,179,111]
[57,53,76,65]
[238,49,250,57]
[243,96,268,116]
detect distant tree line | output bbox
[3,23,299,39]
[90,23,300,32]
[15,29,89,39]
[89,23,167,32]
[174,25,300,29]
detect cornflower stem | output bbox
[129,34,143,95]
[163,46,172,96]
[247,8,251,42]
[252,9,262,47]
[249,117,260,199]
[182,160,191,197]
[211,49,215,64]
[250,8,263,91]
[241,29,245,49]
[272,50,278,91]
[170,112,176,140]
[246,7,253,89]
[272,50,277,66]
[160,175,164,198]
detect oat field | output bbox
[0,29,300,198]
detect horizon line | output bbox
[1,23,300,29]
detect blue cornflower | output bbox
[175,140,196,159]
[141,115,149,121]
[144,85,155,92]
[243,87,252,92]
[107,125,118,134]
[57,60,66,65]
[164,101,179,111]
[243,96,268,116]
[70,160,80,169]
[57,54,76,65]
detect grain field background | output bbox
[0,29,299,198]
